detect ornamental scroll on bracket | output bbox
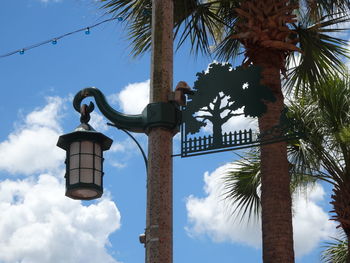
[180,63,300,158]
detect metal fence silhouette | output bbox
[182,129,254,156]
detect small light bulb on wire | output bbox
[1,16,125,59]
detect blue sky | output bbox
[0,1,343,263]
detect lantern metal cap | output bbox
[74,122,96,132]
[57,123,113,151]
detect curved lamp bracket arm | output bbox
[73,87,146,133]
[73,87,181,134]
[108,123,148,172]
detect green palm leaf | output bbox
[222,147,316,222]
[222,151,261,222]
[297,0,350,22]
[321,232,349,263]
[286,14,350,95]
[100,0,228,56]
[224,71,350,234]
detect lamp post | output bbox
[57,1,175,262]
[147,1,174,262]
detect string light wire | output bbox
[0,16,123,59]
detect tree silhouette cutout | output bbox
[183,63,275,146]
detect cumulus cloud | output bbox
[186,164,262,248]
[0,174,121,263]
[110,80,150,114]
[293,185,336,256]
[222,113,257,134]
[0,97,65,175]
[0,97,122,262]
[105,136,147,170]
[109,142,126,153]
[89,112,109,132]
[186,163,336,257]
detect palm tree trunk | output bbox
[255,52,295,263]
[331,180,350,262]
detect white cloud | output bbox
[0,96,123,262]
[293,185,336,257]
[110,161,127,169]
[89,112,109,132]
[0,174,121,263]
[109,142,126,153]
[222,113,257,133]
[25,97,63,129]
[186,163,262,248]
[111,80,150,114]
[194,109,257,136]
[0,97,65,175]
[186,163,336,257]
[105,136,147,169]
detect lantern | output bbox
[57,123,113,200]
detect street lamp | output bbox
[56,84,185,263]
[57,102,113,200]
[57,87,182,201]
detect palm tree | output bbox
[224,73,350,261]
[99,1,350,261]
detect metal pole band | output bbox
[143,102,181,133]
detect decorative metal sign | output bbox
[180,63,299,157]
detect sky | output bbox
[0,1,345,263]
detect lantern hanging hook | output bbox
[80,102,95,124]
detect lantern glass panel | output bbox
[69,154,79,169]
[94,143,102,157]
[70,142,80,155]
[81,154,93,169]
[81,141,93,154]
[94,156,102,171]
[95,171,102,186]
[70,169,79,184]
[80,168,93,183]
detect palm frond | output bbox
[222,150,261,223]
[214,26,242,62]
[300,0,350,22]
[222,77,350,223]
[287,101,323,175]
[222,145,317,223]
[321,232,349,263]
[100,0,230,56]
[174,2,225,55]
[287,70,350,186]
[285,14,350,95]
